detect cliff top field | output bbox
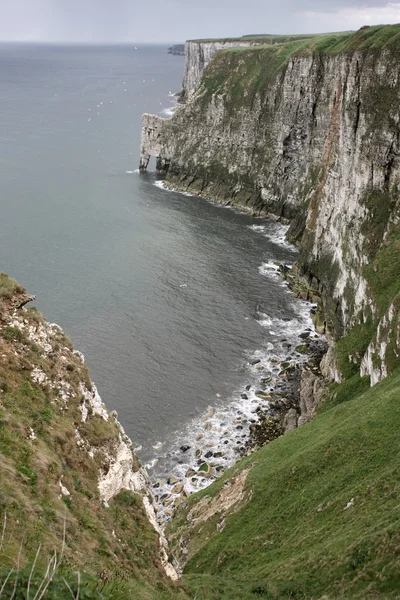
[188,33,325,44]
[191,24,400,52]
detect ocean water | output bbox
[0,43,315,488]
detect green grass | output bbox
[199,25,400,112]
[334,318,376,379]
[0,272,24,300]
[312,24,400,54]
[0,563,184,600]
[322,374,370,412]
[168,371,400,599]
[190,34,318,44]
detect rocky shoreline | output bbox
[247,334,327,449]
[148,255,327,524]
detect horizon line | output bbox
[0,40,184,46]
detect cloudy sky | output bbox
[0,0,399,43]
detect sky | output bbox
[0,0,400,43]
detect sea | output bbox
[0,43,316,495]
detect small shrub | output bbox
[348,546,369,571]
[62,495,72,510]
[2,326,25,343]
[114,490,138,508]
[32,406,54,425]
[0,272,25,299]
[16,464,38,486]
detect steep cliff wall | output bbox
[140,25,400,387]
[0,273,180,595]
[139,113,169,171]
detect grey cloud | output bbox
[168,0,393,8]
[0,0,398,43]
[285,0,393,8]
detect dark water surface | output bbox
[0,44,304,473]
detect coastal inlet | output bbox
[137,181,324,521]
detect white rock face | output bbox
[361,304,398,385]
[59,481,71,497]
[320,346,342,384]
[139,113,169,171]
[142,496,180,580]
[97,439,179,580]
[31,367,49,386]
[79,381,109,422]
[98,439,147,504]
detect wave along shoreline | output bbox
[138,176,323,523]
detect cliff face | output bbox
[140,26,400,387]
[0,274,179,593]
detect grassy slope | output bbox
[169,372,400,599]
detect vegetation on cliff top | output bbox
[188,33,322,44]
[200,24,400,108]
[0,272,25,299]
[312,23,400,53]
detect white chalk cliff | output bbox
[140,29,400,387]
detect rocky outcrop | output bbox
[298,370,326,426]
[360,303,400,386]
[140,27,400,387]
[168,467,252,568]
[6,302,148,505]
[283,408,298,432]
[168,44,185,56]
[139,113,169,172]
